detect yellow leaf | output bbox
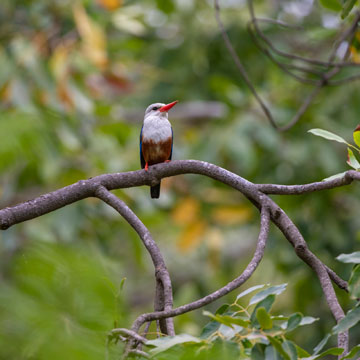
[97,0,122,11]
[177,221,207,253]
[353,124,360,148]
[172,197,200,225]
[57,83,74,110]
[206,228,224,270]
[73,3,108,69]
[50,44,69,80]
[211,205,252,225]
[0,81,11,102]
[350,46,360,63]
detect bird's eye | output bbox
[152,106,159,111]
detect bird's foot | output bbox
[165,160,171,163]
[145,162,148,171]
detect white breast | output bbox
[142,115,172,142]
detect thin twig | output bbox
[215,0,360,131]
[111,328,148,344]
[256,170,359,194]
[128,349,149,358]
[214,0,279,129]
[248,1,360,69]
[247,0,360,131]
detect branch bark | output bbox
[128,202,271,334]
[0,159,353,352]
[95,186,174,336]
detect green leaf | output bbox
[342,344,360,359]
[332,306,360,334]
[218,323,243,339]
[119,277,126,291]
[286,313,302,332]
[215,304,230,315]
[349,264,360,299]
[267,337,291,360]
[200,319,220,339]
[299,316,319,326]
[341,0,357,19]
[236,285,265,301]
[147,334,203,354]
[265,345,282,360]
[203,311,249,329]
[203,310,233,328]
[249,284,287,306]
[282,340,298,360]
[319,0,342,11]
[252,344,265,360]
[313,347,344,359]
[295,344,311,358]
[323,172,347,181]
[256,307,273,329]
[353,125,360,148]
[337,251,360,263]
[347,148,360,169]
[250,295,276,324]
[308,128,348,144]
[313,333,332,354]
[221,315,249,327]
[155,0,175,14]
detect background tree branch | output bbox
[214,0,360,131]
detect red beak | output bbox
[159,100,178,112]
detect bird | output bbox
[140,100,178,199]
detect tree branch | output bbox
[213,0,279,130]
[0,159,353,352]
[95,185,174,336]
[214,0,360,131]
[129,202,270,333]
[257,170,360,195]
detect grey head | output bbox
[144,103,166,118]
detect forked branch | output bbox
[214,0,360,131]
[0,159,356,353]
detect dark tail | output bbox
[150,183,161,199]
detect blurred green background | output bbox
[0,0,359,358]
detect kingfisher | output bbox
[140,100,178,199]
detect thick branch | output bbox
[130,203,271,333]
[269,201,348,351]
[0,159,351,350]
[0,160,352,294]
[95,186,174,336]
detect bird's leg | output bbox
[165,160,171,163]
[145,162,149,171]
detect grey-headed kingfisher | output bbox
[140,100,178,198]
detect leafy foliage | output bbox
[309,126,360,178]
[136,284,360,359]
[0,0,360,357]
[0,241,125,359]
